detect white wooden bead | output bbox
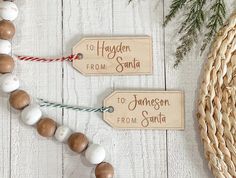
[0,39,11,54]
[0,73,19,93]
[54,125,72,142]
[21,105,42,125]
[0,1,18,21]
[85,144,106,164]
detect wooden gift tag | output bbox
[73,36,152,75]
[103,91,184,129]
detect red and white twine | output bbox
[16,53,82,62]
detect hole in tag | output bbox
[77,53,83,59]
[107,106,114,113]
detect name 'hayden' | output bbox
[96,40,141,73]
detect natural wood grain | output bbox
[0,80,10,178]
[163,0,230,177]
[0,1,11,174]
[103,91,184,129]
[72,36,153,75]
[0,0,233,177]
[112,0,167,177]
[62,0,114,178]
[11,0,63,177]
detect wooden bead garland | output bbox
[68,132,89,153]
[95,162,114,178]
[0,1,18,21]
[0,1,114,177]
[37,117,57,137]
[85,144,106,164]
[0,20,15,40]
[21,105,42,125]
[0,39,11,54]
[0,73,19,92]
[9,90,30,110]
[54,125,72,142]
[0,54,14,73]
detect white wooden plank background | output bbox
[0,0,234,177]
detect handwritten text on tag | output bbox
[73,37,153,75]
[103,91,184,129]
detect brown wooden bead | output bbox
[0,54,14,73]
[67,132,88,153]
[9,90,30,110]
[0,20,15,40]
[95,162,114,178]
[37,118,57,137]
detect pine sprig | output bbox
[174,0,206,67]
[129,0,227,67]
[164,0,187,26]
[201,0,226,52]
[175,30,197,67]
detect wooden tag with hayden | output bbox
[103,91,185,129]
[72,36,153,75]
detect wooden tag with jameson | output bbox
[72,36,153,75]
[103,91,184,129]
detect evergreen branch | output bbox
[175,30,197,67]
[201,0,226,53]
[128,0,227,67]
[174,0,206,67]
[164,0,187,26]
[179,0,205,33]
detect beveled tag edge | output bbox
[72,36,153,76]
[103,90,185,130]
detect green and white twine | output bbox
[37,98,113,113]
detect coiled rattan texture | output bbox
[197,13,236,178]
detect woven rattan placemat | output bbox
[197,12,236,178]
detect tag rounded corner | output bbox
[103,90,185,130]
[72,36,153,76]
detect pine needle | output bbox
[175,30,197,67]
[174,0,206,67]
[164,0,187,26]
[128,0,227,67]
[201,0,226,53]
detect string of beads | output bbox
[0,1,114,178]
